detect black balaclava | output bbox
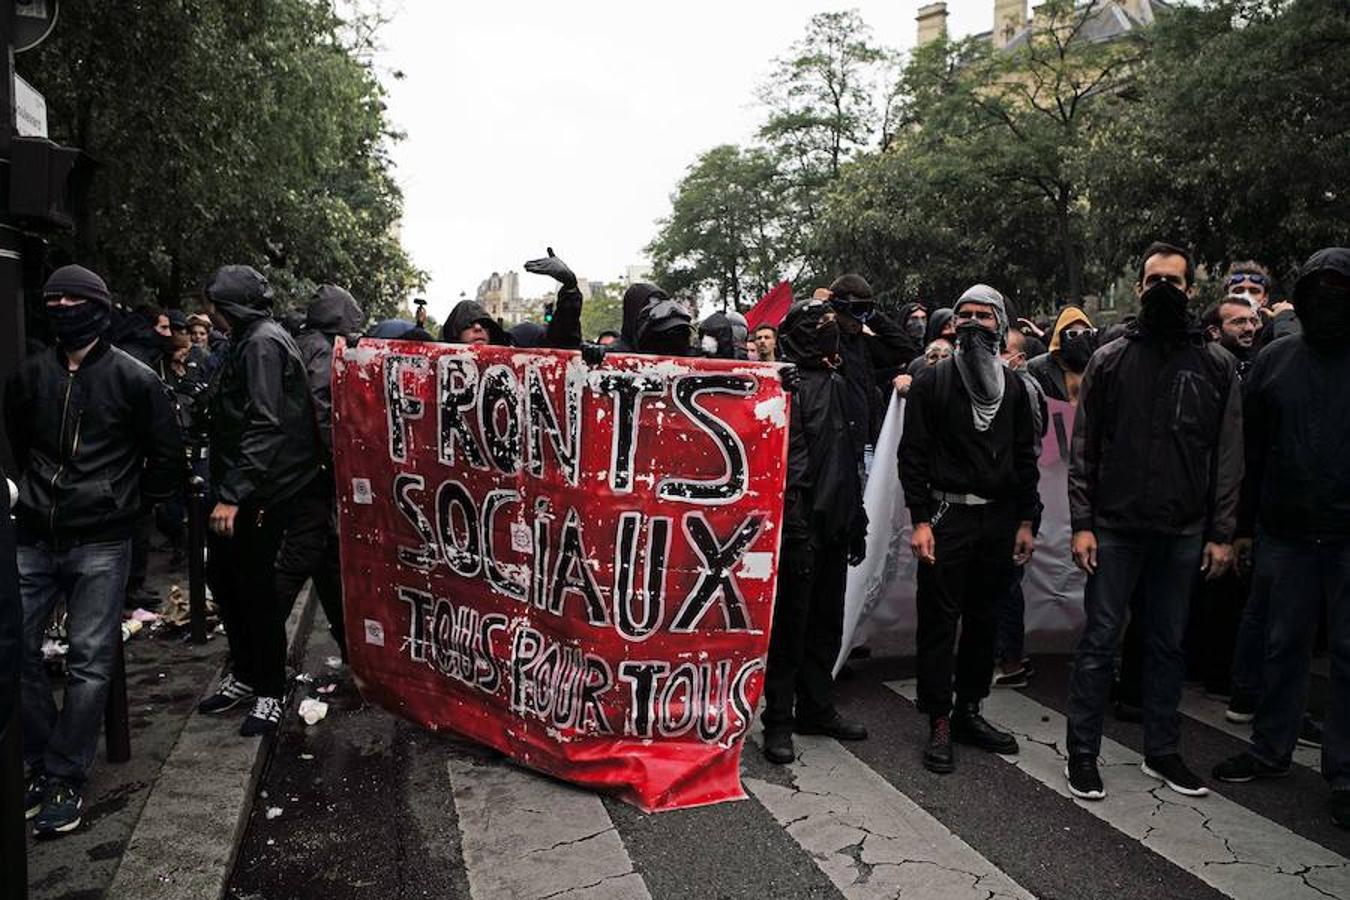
[1059,332,1095,373]
[42,264,113,349]
[901,303,928,340]
[924,308,955,344]
[779,299,841,369]
[698,311,749,359]
[635,297,694,355]
[1293,247,1350,351]
[951,284,1009,431]
[622,283,668,347]
[1137,281,1191,341]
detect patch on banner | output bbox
[352,478,373,504]
[363,618,385,647]
[737,551,774,581]
[510,521,532,553]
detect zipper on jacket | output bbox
[48,371,76,534]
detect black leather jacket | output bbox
[4,340,184,546]
[208,309,320,508]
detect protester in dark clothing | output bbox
[597,330,620,346]
[1027,306,1095,404]
[897,302,929,346]
[275,283,363,660]
[116,305,174,375]
[899,284,1038,775]
[1203,298,1261,378]
[906,309,956,376]
[1212,248,1350,830]
[613,282,667,352]
[698,310,749,359]
[5,265,183,836]
[761,298,868,764]
[1064,241,1242,802]
[197,265,322,738]
[634,296,696,356]
[509,321,546,348]
[439,248,583,349]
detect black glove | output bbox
[777,363,800,393]
[580,341,606,366]
[848,532,866,567]
[524,246,578,291]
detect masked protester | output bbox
[4,265,182,836]
[634,297,696,356]
[1064,241,1242,802]
[906,309,957,376]
[761,298,869,764]
[197,265,323,738]
[1027,307,1096,404]
[438,247,584,349]
[898,284,1039,775]
[698,310,749,359]
[1211,248,1350,831]
[274,284,365,661]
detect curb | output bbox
[105,588,317,900]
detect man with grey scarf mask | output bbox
[899,284,1040,775]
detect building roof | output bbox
[1003,0,1170,51]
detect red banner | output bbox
[331,340,791,811]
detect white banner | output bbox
[834,393,1087,674]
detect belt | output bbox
[932,489,992,506]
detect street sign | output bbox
[14,0,60,53]
[14,73,47,138]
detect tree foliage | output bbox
[18,0,424,319]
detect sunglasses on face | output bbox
[1061,327,1095,341]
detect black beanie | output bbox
[43,264,111,307]
[829,273,873,300]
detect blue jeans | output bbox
[19,539,132,786]
[1066,530,1201,758]
[1231,533,1274,703]
[1248,532,1350,787]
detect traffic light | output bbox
[543,301,554,323]
[9,137,87,230]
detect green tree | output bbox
[18,0,424,319]
[580,283,624,340]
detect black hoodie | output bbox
[297,284,364,457]
[439,290,582,350]
[1241,247,1350,540]
[206,265,320,507]
[616,283,667,352]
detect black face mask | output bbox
[46,301,111,350]
[1298,283,1350,350]
[816,318,842,361]
[955,321,1000,356]
[1059,332,1094,373]
[1138,281,1191,339]
[905,316,927,340]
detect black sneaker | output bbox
[240,696,284,737]
[1226,693,1257,724]
[32,780,83,836]
[1142,754,1209,797]
[199,672,255,715]
[25,772,48,820]
[992,667,1029,689]
[1065,753,1105,800]
[763,730,794,765]
[1298,716,1323,749]
[923,716,955,774]
[1212,752,1290,783]
[795,710,868,741]
[1333,790,1350,830]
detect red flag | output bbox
[744,281,793,331]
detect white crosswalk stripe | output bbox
[745,730,1032,900]
[887,680,1350,900]
[447,756,652,900]
[1177,686,1321,769]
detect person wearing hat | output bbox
[4,264,183,836]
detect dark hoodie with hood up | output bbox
[614,283,667,352]
[439,289,582,350]
[206,265,320,507]
[1240,247,1350,541]
[297,284,364,457]
[698,311,748,359]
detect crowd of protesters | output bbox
[3,238,1348,837]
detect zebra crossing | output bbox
[227,634,1350,900]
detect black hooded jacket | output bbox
[615,283,667,352]
[206,266,320,507]
[297,284,363,458]
[440,289,582,349]
[5,339,184,546]
[779,302,867,550]
[837,308,911,454]
[1241,247,1350,541]
[698,311,748,359]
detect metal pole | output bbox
[187,475,207,644]
[0,707,23,900]
[0,0,24,477]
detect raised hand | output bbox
[524,246,578,290]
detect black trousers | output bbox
[762,540,848,734]
[916,501,1018,718]
[274,473,346,659]
[207,482,312,698]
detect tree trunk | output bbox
[1056,187,1083,304]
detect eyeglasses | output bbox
[1061,326,1095,340]
[1226,272,1270,289]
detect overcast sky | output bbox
[377,1,990,321]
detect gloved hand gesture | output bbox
[580,341,606,366]
[777,363,800,393]
[524,247,578,291]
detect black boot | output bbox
[795,710,868,741]
[923,715,955,774]
[951,702,1019,755]
[763,730,795,765]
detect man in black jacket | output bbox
[274,284,364,660]
[1065,241,1242,801]
[197,265,322,737]
[1212,247,1350,830]
[440,248,583,349]
[761,298,868,764]
[899,284,1038,775]
[5,265,183,836]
